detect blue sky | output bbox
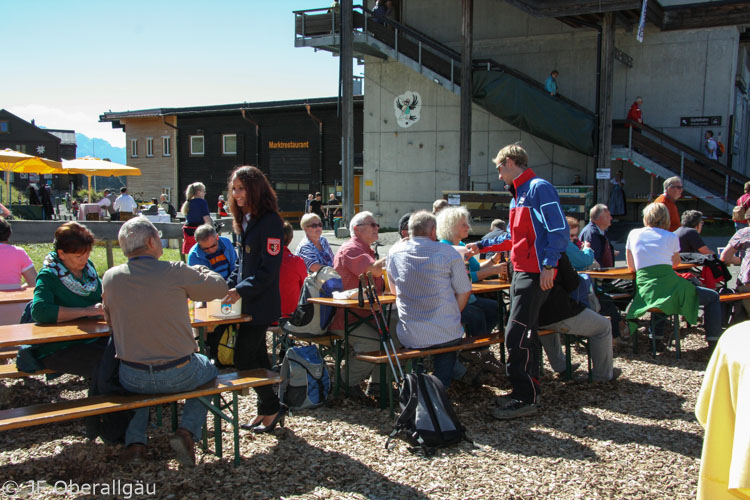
[1,1,347,147]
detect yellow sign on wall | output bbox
[268,141,309,149]
[365,180,374,186]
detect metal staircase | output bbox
[612,120,747,213]
[294,6,746,213]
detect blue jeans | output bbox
[414,339,461,389]
[651,286,722,342]
[119,353,218,446]
[461,296,499,336]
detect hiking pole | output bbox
[359,274,401,383]
[367,271,404,380]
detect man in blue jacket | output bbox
[467,144,568,419]
[187,224,237,280]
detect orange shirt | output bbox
[654,194,680,232]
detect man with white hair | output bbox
[579,204,617,268]
[387,211,472,387]
[331,211,398,400]
[654,176,683,232]
[102,217,228,466]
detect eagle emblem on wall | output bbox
[394,91,421,128]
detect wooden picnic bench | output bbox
[0,369,280,465]
[356,329,573,413]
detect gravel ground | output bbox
[0,318,710,500]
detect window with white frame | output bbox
[190,135,204,156]
[222,134,237,155]
[130,139,138,157]
[162,136,171,156]
[146,137,154,157]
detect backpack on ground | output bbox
[217,326,238,366]
[278,345,330,410]
[285,266,343,336]
[386,372,468,455]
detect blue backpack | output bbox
[285,266,342,336]
[278,346,330,410]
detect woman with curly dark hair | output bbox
[23,221,107,377]
[223,166,286,433]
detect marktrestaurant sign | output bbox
[268,140,310,149]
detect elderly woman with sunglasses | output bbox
[295,213,334,272]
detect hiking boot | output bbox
[593,367,622,383]
[169,428,196,467]
[460,350,505,375]
[490,399,537,420]
[119,443,147,465]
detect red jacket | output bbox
[279,247,307,318]
[626,102,642,127]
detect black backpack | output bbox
[386,372,468,455]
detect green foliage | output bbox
[19,243,183,277]
[74,189,104,202]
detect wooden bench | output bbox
[0,369,280,465]
[0,363,55,379]
[0,347,18,360]
[719,292,750,303]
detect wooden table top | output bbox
[582,262,695,280]
[0,319,110,349]
[0,309,252,349]
[0,287,35,305]
[192,307,252,328]
[471,279,511,293]
[308,294,397,309]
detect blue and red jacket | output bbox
[477,168,568,273]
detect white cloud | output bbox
[5,105,126,148]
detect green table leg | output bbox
[233,393,240,466]
[214,394,222,458]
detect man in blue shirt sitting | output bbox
[187,224,237,280]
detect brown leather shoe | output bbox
[119,443,147,465]
[169,428,196,467]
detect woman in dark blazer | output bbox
[224,166,285,433]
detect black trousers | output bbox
[41,337,109,379]
[234,323,280,415]
[505,271,550,404]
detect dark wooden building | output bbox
[101,97,364,212]
[0,109,75,191]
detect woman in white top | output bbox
[625,203,722,348]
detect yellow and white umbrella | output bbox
[60,157,141,202]
[0,149,63,205]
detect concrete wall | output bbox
[363,56,592,227]
[361,0,743,226]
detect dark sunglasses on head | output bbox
[307,223,323,228]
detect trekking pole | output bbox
[367,271,404,380]
[359,274,401,383]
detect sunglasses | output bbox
[358,222,380,229]
[307,223,323,228]
[671,185,684,190]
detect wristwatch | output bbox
[543,264,555,270]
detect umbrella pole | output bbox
[5,172,10,208]
[88,175,93,203]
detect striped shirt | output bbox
[295,236,334,271]
[386,237,471,348]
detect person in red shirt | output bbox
[279,221,307,318]
[653,176,683,232]
[626,96,643,129]
[217,195,229,217]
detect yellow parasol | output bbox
[0,149,63,205]
[60,157,141,202]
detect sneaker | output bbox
[490,399,537,420]
[593,367,622,383]
[365,382,399,401]
[554,362,581,379]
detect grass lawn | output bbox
[20,243,183,277]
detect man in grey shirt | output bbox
[386,210,472,388]
[102,217,228,466]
